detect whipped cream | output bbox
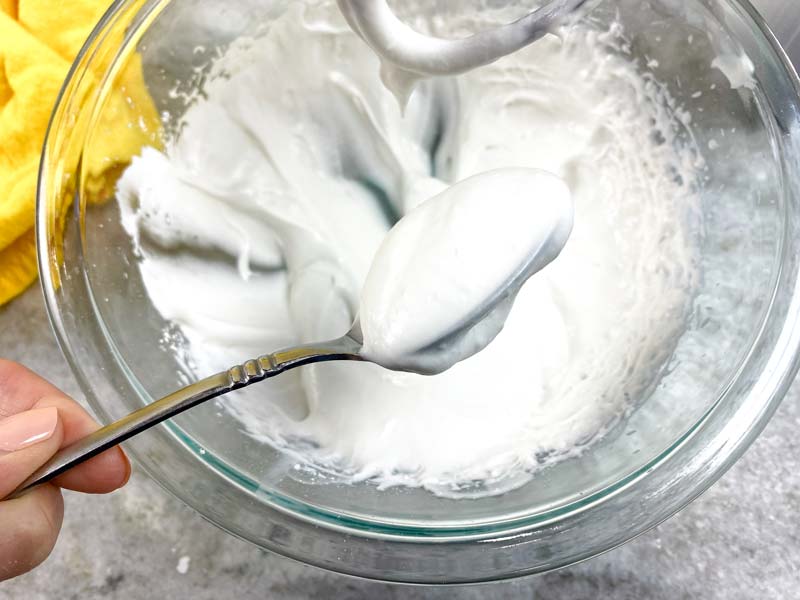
[360,168,573,375]
[117,0,701,497]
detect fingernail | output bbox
[0,407,58,452]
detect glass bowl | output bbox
[36,0,800,583]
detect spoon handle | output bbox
[8,337,362,499]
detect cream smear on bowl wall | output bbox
[116,0,703,497]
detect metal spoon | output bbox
[8,273,551,499]
[9,170,573,499]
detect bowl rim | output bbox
[35,0,800,583]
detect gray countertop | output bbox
[1,281,799,599]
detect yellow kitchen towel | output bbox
[0,0,160,306]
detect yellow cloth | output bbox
[0,0,160,305]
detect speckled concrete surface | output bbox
[1,282,799,599]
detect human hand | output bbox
[0,359,130,581]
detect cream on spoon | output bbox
[359,167,573,374]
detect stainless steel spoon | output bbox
[9,170,573,500]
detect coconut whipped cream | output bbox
[359,168,573,375]
[117,0,701,497]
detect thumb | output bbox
[0,408,63,499]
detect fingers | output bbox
[0,360,131,494]
[0,485,64,582]
[0,407,63,499]
[38,395,131,493]
[0,361,128,582]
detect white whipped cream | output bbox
[117,1,701,497]
[711,52,756,90]
[360,168,573,375]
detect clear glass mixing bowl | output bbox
[36,0,800,583]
